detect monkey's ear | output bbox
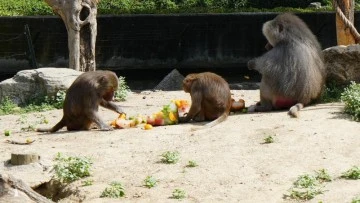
[278,24,284,33]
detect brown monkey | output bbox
[37,70,124,133]
[247,13,326,117]
[180,72,231,129]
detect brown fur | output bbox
[181,72,231,129]
[247,13,326,117]
[37,70,124,133]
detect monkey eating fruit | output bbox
[247,13,326,117]
[180,72,231,129]
[37,70,124,133]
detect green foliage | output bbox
[114,76,131,102]
[100,182,125,198]
[81,179,94,186]
[352,195,360,203]
[341,82,360,121]
[0,90,65,116]
[0,97,19,115]
[53,153,92,183]
[186,160,198,167]
[263,135,274,144]
[285,170,332,201]
[161,151,180,164]
[315,169,332,183]
[144,176,157,188]
[320,83,344,103]
[0,0,334,16]
[172,188,186,199]
[341,166,360,180]
[0,0,53,16]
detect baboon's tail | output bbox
[288,103,304,118]
[36,118,66,133]
[191,112,228,131]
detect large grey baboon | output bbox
[248,13,326,117]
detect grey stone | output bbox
[323,45,360,85]
[153,69,184,91]
[0,67,82,105]
[308,2,321,9]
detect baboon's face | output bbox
[262,20,284,47]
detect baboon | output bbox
[247,13,326,117]
[37,70,124,132]
[181,72,232,129]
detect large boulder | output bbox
[323,44,360,86]
[0,68,82,105]
[154,69,184,91]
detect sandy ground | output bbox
[0,89,360,203]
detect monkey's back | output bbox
[199,72,231,117]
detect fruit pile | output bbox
[110,100,190,130]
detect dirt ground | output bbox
[0,89,360,203]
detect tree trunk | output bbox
[44,0,99,71]
[334,0,355,45]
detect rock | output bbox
[308,2,322,9]
[323,45,360,86]
[0,67,82,105]
[153,69,184,91]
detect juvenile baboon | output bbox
[37,70,124,132]
[181,72,232,129]
[247,13,326,117]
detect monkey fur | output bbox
[181,72,231,129]
[248,13,326,117]
[37,70,124,133]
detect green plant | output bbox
[100,181,125,198]
[263,135,274,144]
[172,188,186,199]
[114,76,131,101]
[352,195,360,203]
[285,173,326,200]
[144,176,157,188]
[53,153,92,183]
[0,97,19,115]
[341,166,360,180]
[341,82,360,121]
[320,83,344,103]
[161,151,180,164]
[186,160,198,167]
[288,188,324,200]
[81,179,94,186]
[315,169,332,183]
[293,174,318,188]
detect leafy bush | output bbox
[100,182,125,198]
[341,82,360,121]
[0,0,334,16]
[161,151,180,164]
[0,90,65,115]
[53,153,92,183]
[341,166,360,180]
[114,76,131,102]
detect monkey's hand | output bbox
[247,59,256,70]
[178,115,190,123]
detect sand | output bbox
[0,90,359,203]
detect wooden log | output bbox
[335,0,356,45]
[0,174,53,203]
[11,153,40,165]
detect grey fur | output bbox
[248,13,326,115]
